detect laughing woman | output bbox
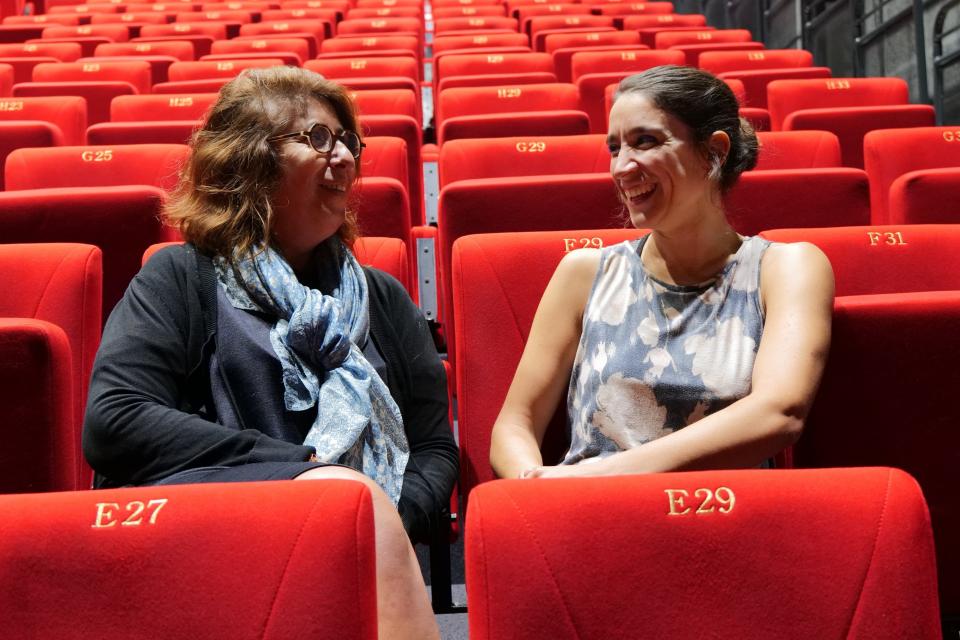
[83,67,453,640]
[490,66,834,480]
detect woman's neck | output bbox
[642,213,741,286]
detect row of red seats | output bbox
[0,468,942,637]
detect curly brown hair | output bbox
[165,66,361,259]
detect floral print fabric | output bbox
[563,235,772,465]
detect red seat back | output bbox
[109,92,218,121]
[753,130,842,171]
[760,224,960,296]
[32,59,152,93]
[0,242,102,491]
[0,122,62,190]
[654,28,752,49]
[622,13,707,29]
[796,291,960,618]
[888,167,960,224]
[699,48,813,74]
[436,50,552,81]
[862,126,960,224]
[305,55,419,82]
[41,24,132,43]
[12,81,137,125]
[0,480,377,639]
[724,168,870,235]
[166,58,284,82]
[209,37,309,63]
[431,32,527,55]
[0,41,83,61]
[0,95,86,145]
[453,228,646,497]
[95,40,196,61]
[5,144,188,192]
[466,468,941,639]
[716,66,831,109]
[440,133,608,187]
[767,77,909,130]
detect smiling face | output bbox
[607,92,718,232]
[270,97,357,271]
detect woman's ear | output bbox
[705,130,732,180]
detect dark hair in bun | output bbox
[614,65,758,193]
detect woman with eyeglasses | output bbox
[83,66,450,640]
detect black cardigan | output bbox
[83,244,458,542]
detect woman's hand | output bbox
[518,462,606,479]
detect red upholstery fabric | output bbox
[544,29,641,54]
[668,41,765,67]
[0,26,47,44]
[352,235,410,291]
[452,228,645,496]
[0,480,377,639]
[357,112,423,224]
[466,468,941,639]
[0,95,86,144]
[0,318,74,493]
[133,34,216,58]
[210,37,310,63]
[437,82,584,143]
[109,92,217,121]
[753,130,842,171]
[27,37,117,59]
[239,19,332,42]
[862,126,960,224]
[139,22,229,40]
[348,7,424,19]
[433,5,507,18]
[795,291,960,618]
[635,25,715,48]
[305,56,419,82]
[767,76,909,130]
[0,41,83,61]
[322,34,420,57]
[0,185,171,322]
[0,55,59,83]
[436,71,558,94]
[0,243,101,491]
[3,14,85,26]
[551,42,647,83]
[89,13,170,26]
[516,6,588,32]
[86,120,201,145]
[436,51,552,82]
[787,104,936,169]
[12,81,137,125]
[47,5,124,14]
[151,77,230,93]
[199,50,312,66]
[440,133,608,187]
[594,1,675,15]
[529,15,612,41]
[434,16,519,34]
[888,168,960,224]
[77,54,177,87]
[361,135,409,198]
[353,176,411,242]
[262,8,343,23]
[699,48,814,74]
[759,224,960,296]
[337,17,423,37]
[716,66,831,110]
[533,24,615,51]
[174,10,255,24]
[622,13,706,29]
[739,106,770,131]
[5,143,188,192]
[41,24,132,43]
[440,109,589,145]
[724,168,870,235]
[166,58,284,82]
[569,48,683,83]
[0,122,61,190]
[654,27,752,48]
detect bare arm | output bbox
[533,241,834,477]
[489,249,601,479]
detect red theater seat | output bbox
[789,292,960,622]
[108,92,217,121]
[139,22,229,41]
[888,168,960,224]
[715,66,831,110]
[432,6,507,18]
[354,176,411,243]
[262,9,343,23]
[724,168,870,235]
[759,225,960,296]
[0,56,60,84]
[593,1,676,17]
[3,14,86,26]
[239,19,332,43]
[437,82,589,144]
[0,42,84,62]
[4,144,188,192]
[361,135,409,197]
[133,34,216,58]
[753,130,842,171]
[569,48,683,83]
[166,58,284,82]
[209,37,309,64]
[767,77,909,131]
[699,48,814,74]
[0,480,377,639]
[0,122,61,190]
[322,34,421,59]
[88,13,170,28]
[863,126,960,224]
[12,82,138,125]
[622,13,707,30]
[0,243,101,493]
[305,56,420,83]
[431,32,528,55]
[151,77,229,93]
[439,134,608,187]
[654,28,752,49]
[667,41,765,67]
[41,24,132,43]
[435,51,552,82]
[452,228,645,493]
[30,59,152,93]
[0,185,172,322]
[440,175,622,368]
[0,95,87,145]
[87,120,201,144]
[466,468,941,639]
[434,16,519,35]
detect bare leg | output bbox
[294,467,440,640]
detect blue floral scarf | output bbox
[214,238,409,504]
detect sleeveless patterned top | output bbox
[562,234,773,465]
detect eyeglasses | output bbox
[268,122,365,159]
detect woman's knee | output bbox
[294,466,390,503]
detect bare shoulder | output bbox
[549,247,603,311]
[760,241,834,299]
[555,247,603,282]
